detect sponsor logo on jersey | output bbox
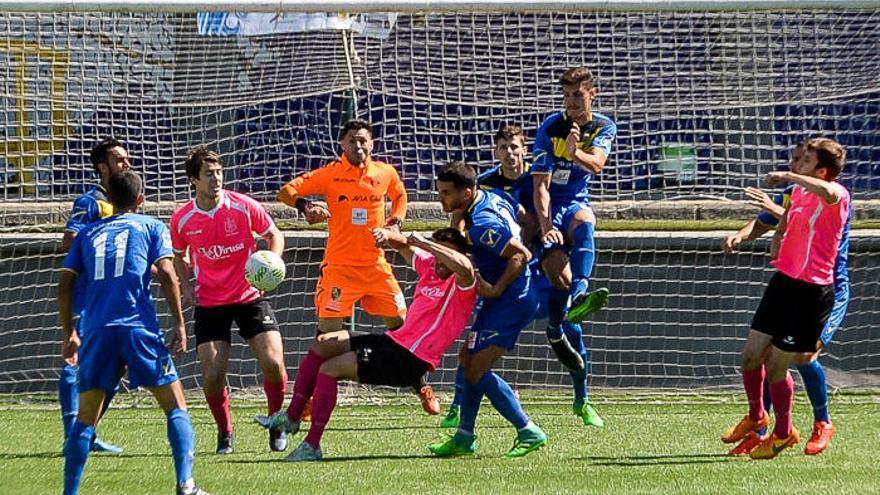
[480,228,499,248]
[419,286,446,300]
[224,217,239,236]
[197,242,245,260]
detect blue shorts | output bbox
[468,285,538,352]
[543,200,592,252]
[532,268,553,321]
[819,287,849,347]
[78,326,178,394]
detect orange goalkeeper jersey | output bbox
[278,155,407,266]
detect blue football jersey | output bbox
[477,165,533,210]
[532,111,616,204]
[63,213,173,334]
[66,185,115,316]
[464,190,531,297]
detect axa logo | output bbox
[198,242,245,260]
[419,286,446,300]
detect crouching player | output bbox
[59,171,207,495]
[257,228,477,461]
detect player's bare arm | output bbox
[566,121,608,175]
[58,269,80,365]
[156,257,187,354]
[722,219,774,255]
[533,172,562,244]
[372,227,414,264]
[173,254,197,308]
[744,187,785,219]
[478,239,531,299]
[767,171,841,205]
[261,224,285,258]
[407,232,475,287]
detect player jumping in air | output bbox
[531,67,615,424]
[442,125,601,428]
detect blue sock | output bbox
[569,222,596,298]
[457,377,483,436]
[757,377,772,436]
[59,365,78,438]
[562,321,588,404]
[476,372,529,430]
[547,287,569,331]
[63,421,94,495]
[798,360,830,423]
[166,408,195,485]
[451,365,464,408]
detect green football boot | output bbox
[503,425,547,459]
[567,287,609,324]
[428,433,476,457]
[439,406,460,429]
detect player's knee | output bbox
[741,350,763,371]
[317,360,341,379]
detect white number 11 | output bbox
[92,230,129,281]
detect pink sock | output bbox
[286,350,324,421]
[263,371,288,415]
[742,366,766,421]
[305,373,338,449]
[205,387,233,434]
[770,373,795,438]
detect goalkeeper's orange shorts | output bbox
[314,260,407,319]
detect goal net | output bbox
[0,5,878,396]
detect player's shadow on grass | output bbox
[328,423,507,432]
[577,453,733,467]
[222,453,436,464]
[0,451,63,460]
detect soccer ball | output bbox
[245,250,286,292]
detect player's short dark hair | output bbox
[107,171,143,210]
[803,137,845,180]
[494,124,525,144]
[339,119,372,141]
[185,146,222,180]
[90,138,124,173]
[436,161,476,189]
[432,227,469,254]
[559,67,596,89]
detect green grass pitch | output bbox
[1,394,878,494]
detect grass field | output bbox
[2,393,878,495]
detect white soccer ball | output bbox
[245,250,286,292]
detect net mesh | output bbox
[0,10,879,207]
[0,9,878,395]
[2,232,878,394]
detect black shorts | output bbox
[751,272,834,353]
[193,298,280,346]
[350,334,430,387]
